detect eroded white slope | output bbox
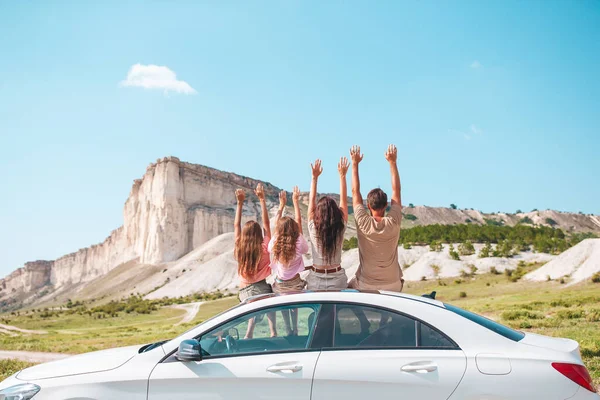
[525,239,600,285]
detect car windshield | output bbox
[444,303,525,342]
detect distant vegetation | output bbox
[450,204,457,210]
[519,216,534,224]
[404,213,417,221]
[342,224,597,256]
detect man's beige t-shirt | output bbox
[354,202,403,291]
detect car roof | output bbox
[242,289,445,308]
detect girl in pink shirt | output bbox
[234,183,277,338]
[268,186,308,335]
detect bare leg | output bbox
[267,312,277,337]
[245,317,256,339]
[281,309,293,336]
[290,308,299,335]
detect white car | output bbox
[1,290,598,400]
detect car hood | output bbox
[16,345,140,381]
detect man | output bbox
[348,144,404,292]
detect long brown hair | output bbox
[234,221,264,279]
[272,217,300,265]
[314,196,345,264]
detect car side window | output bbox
[198,304,321,358]
[419,321,456,348]
[334,304,417,348]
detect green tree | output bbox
[429,240,443,252]
[449,243,461,260]
[545,218,558,227]
[450,204,457,210]
[408,203,415,208]
[479,242,492,258]
[404,214,417,221]
[458,240,475,256]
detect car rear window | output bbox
[444,303,525,342]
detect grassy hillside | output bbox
[1,275,599,386]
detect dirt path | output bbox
[0,350,70,363]
[172,302,203,325]
[0,323,47,335]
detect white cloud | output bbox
[119,64,197,95]
[470,124,483,135]
[470,60,483,69]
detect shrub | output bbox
[403,242,412,249]
[465,218,472,224]
[448,244,460,260]
[555,309,583,319]
[519,321,532,329]
[586,309,600,322]
[405,214,417,221]
[421,276,427,281]
[450,204,457,210]
[519,217,534,225]
[343,237,358,250]
[592,272,600,283]
[429,241,443,252]
[479,242,492,258]
[516,209,523,214]
[458,240,475,256]
[484,218,504,227]
[501,310,543,320]
[559,278,565,284]
[545,218,557,227]
[490,266,500,275]
[409,203,415,208]
[431,264,441,277]
[459,291,467,298]
[454,279,463,284]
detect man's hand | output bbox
[385,144,397,164]
[292,186,300,204]
[279,190,287,208]
[254,183,265,201]
[235,189,245,203]
[350,145,364,165]
[311,159,323,179]
[338,156,349,176]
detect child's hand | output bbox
[235,189,245,203]
[384,144,397,164]
[255,183,265,200]
[350,145,364,165]
[279,190,287,208]
[311,159,323,179]
[338,156,349,176]
[292,186,300,203]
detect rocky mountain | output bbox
[1,156,599,310]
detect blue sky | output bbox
[1,1,599,277]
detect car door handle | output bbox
[266,364,303,373]
[401,362,438,373]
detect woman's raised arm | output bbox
[234,189,245,242]
[254,183,271,238]
[308,159,322,222]
[338,156,349,222]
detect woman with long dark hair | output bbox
[305,157,350,290]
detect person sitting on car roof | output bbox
[347,144,404,292]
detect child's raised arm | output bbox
[293,186,303,235]
[254,183,271,238]
[276,190,287,224]
[308,159,322,222]
[234,189,245,242]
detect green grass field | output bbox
[1,275,599,386]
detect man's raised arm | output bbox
[350,145,364,209]
[385,144,401,207]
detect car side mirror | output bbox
[176,339,203,362]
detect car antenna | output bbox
[422,291,436,300]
